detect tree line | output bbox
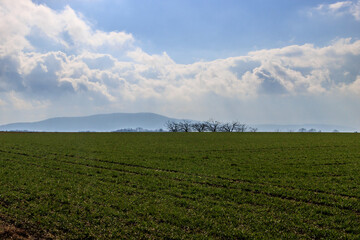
[165,119,258,132]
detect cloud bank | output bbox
[0,0,360,128]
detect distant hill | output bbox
[0,113,180,132]
[253,124,357,133]
[0,113,357,132]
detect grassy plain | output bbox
[0,132,359,239]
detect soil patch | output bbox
[0,218,53,240]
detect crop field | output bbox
[0,132,359,239]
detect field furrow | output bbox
[1,132,359,239]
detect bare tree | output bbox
[220,122,232,132]
[235,124,248,132]
[298,128,307,132]
[205,119,221,132]
[167,119,250,133]
[249,127,258,132]
[220,121,243,132]
[165,121,179,132]
[191,122,207,132]
[178,120,192,132]
[231,122,240,132]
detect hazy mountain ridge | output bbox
[0,113,179,132]
[0,113,356,132]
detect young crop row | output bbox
[0,132,359,239]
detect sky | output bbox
[0,0,360,129]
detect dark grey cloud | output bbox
[0,56,25,92]
[257,69,288,95]
[229,59,261,79]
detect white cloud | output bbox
[0,0,134,56]
[329,1,352,11]
[351,1,360,19]
[340,75,360,93]
[0,0,360,127]
[314,0,360,20]
[5,91,50,110]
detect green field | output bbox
[0,132,359,239]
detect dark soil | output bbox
[0,219,53,240]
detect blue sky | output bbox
[1,0,360,129]
[33,0,360,63]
